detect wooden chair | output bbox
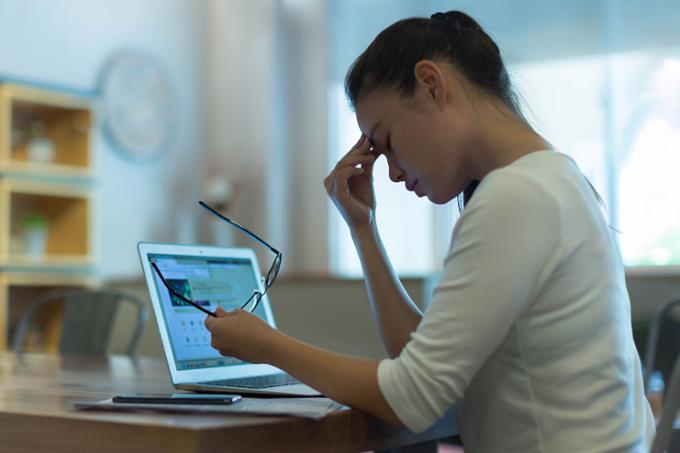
[12,288,148,356]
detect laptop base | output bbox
[177,382,322,397]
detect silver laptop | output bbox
[138,242,321,396]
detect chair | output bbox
[644,293,680,392]
[644,293,680,453]
[12,288,148,356]
[650,353,680,453]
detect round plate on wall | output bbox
[98,50,178,162]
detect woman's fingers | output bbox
[349,134,369,153]
[325,154,375,191]
[351,134,366,150]
[334,166,364,192]
[326,158,372,192]
[326,134,375,183]
[334,154,376,171]
[343,134,372,158]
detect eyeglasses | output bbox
[151,201,282,317]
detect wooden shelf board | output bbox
[0,271,98,287]
[0,160,92,181]
[0,255,94,270]
[0,83,92,110]
[1,178,91,198]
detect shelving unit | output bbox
[0,82,98,351]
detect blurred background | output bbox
[0,0,679,378]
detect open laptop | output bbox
[138,242,321,396]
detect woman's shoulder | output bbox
[474,150,578,204]
[474,152,563,197]
[491,149,573,181]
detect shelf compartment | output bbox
[0,83,93,173]
[0,180,92,263]
[0,272,98,351]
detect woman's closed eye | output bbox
[375,136,391,155]
[368,136,391,155]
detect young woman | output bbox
[205,11,654,451]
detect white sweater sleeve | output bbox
[377,171,564,433]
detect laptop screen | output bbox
[147,253,268,371]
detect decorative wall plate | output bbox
[99,50,177,161]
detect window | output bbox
[512,47,680,267]
[614,51,680,266]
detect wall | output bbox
[108,276,435,359]
[202,0,276,263]
[0,0,208,279]
[204,0,331,274]
[109,272,680,360]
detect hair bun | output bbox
[430,11,480,31]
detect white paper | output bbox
[73,397,346,420]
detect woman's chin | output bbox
[427,190,457,205]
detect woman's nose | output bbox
[386,157,405,183]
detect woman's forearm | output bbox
[352,223,422,358]
[268,330,403,426]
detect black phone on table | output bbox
[112,393,241,405]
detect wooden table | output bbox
[0,353,458,452]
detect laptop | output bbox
[138,241,321,396]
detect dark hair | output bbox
[345,11,528,209]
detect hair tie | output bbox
[430,11,480,31]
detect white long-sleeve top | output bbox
[378,151,655,452]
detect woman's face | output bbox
[355,85,471,205]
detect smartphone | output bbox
[112,393,242,405]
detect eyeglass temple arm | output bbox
[240,290,262,311]
[198,201,281,256]
[151,262,217,317]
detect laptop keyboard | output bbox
[206,373,300,389]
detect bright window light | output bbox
[512,48,680,267]
[616,53,680,266]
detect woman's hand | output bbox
[324,135,378,231]
[204,306,279,364]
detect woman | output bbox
[206,11,654,451]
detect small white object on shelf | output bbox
[20,214,49,259]
[26,122,55,163]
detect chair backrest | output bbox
[644,294,680,453]
[644,294,680,393]
[650,353,680,453]
[12,289,148,356]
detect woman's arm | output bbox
[270,330,402,426]
[352,223,422,358]
[325,135,422,358]
[204,307,402,426]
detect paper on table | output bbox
[73,397,346,420]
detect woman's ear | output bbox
[413,60,448,109]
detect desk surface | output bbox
[0,353,457,453]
